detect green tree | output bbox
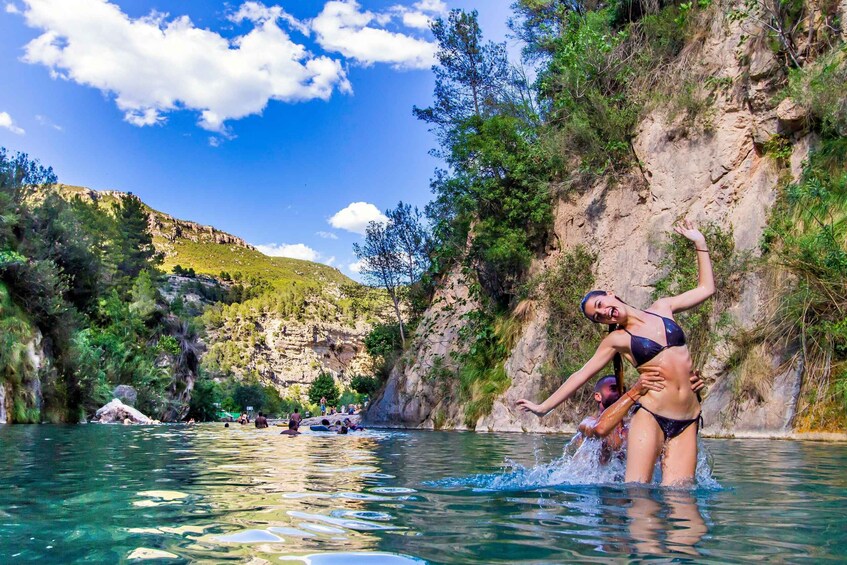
[350,375,380,397]
[308,373,340,407]
[413,10,511,136]
[113,194,161,281]
[188,378,221,421]
[354,220,407,345]
[233,380,266,412]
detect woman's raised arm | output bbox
[517,333,623,417]
[660,219,715,313]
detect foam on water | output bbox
[427,434,721,491]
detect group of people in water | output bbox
[221,407,362,438]
[518,219,713,486]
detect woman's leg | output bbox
[660,421,698,486]
[625,409,663,483]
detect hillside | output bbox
[58,184,353,289]
[56,184,389,408]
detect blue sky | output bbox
[0,0,515,277]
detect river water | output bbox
[0,424,845,563]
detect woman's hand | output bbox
[516,399,547,417]
[632,370,665,397]
[673,218,706,247]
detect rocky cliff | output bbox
[367,9,836,435]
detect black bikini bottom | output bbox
[633,403,702,440]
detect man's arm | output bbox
[582,373,664,438]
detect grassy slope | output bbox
[56,184,356,288]
[161,239,354,288]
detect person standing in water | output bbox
[518,219,714,485]
[579,372,706,465]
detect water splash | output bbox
[426,434,721,491]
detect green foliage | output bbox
[172,264,196,277]
[786,49,847,137]
[308,372,340,407]
[232,379,266,412]
[350,375,380,396]
[157,335,181,357]
[113,194,162,282]
[761,138,847,428]
[453,309,518,428]
[529,246,606,410]
[187,377,221,421]
[763,134,794,163]
[653,223,746,370]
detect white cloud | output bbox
[348,259,365,273]
[316,230,338,239]
[256,242,320,261]
[15,0,351,132]
[35,114,62,131]
[5,2,20,14]
[312,0,436,69]
[229,1,310,35]
[0,112,25,134]
[328,201,387,235]
[208,136,222,148]
[392,0,446,30]
[324,256,336,266]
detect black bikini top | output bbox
[622,311,686,367]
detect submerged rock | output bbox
[93,398,153,424]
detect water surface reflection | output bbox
[0,426,845,563]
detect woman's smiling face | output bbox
[583,292,626,325]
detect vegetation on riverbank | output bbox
[383,0,846,429]
[0,150,199,421]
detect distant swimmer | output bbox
[289,408,303,428]
[255,412,269,429]
[280,420,300,436]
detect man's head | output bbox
[594,375,620,409]
[294,408,299,414]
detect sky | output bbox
[0,0,517,278]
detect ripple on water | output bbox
[370,487,416,494]
[215,529,284,543]
[333,510,394,522]
[288,511,400,531]
[279,552,425,564]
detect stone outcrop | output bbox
[113,385,138,406]
[206,316,374,395]
[367,11,820,434]
[93,399,153,424]
[61,185,256,254]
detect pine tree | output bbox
[113,194,161,281]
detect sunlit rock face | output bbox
[93,399,153,424]
[368,15,816,434]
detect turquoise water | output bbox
[1,425,845,563]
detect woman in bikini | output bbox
[517,219,714,485]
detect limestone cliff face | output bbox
[205,316,374,393]
[367,13,820,434]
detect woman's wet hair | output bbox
[579,290,627,393]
